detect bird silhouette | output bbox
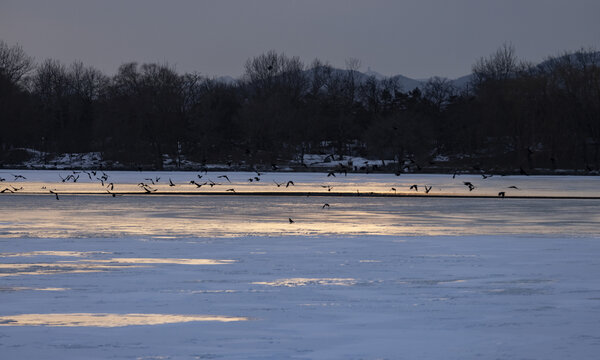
[322,203,330,209]
[481,173,493,179]
[0,177,5,182]
[218,175,231,183]
[144,178,155,185]
[272,163,279,171]
[507,185,519,190]
[248,178,254,182]
[286,181,294,188]
[169,178,175,187]
[226,188,236,193]
[321,185,333,192]
[391,187,396,194]
[288,217,295,224]
[189,180,204,188]
[0,187,14,193]
[409,184,418,191]
[107,182,114,191]
[107,190,116,197]
[463,182,475,191]
[12,174,26,180]
[498,191,505,198]
[424,185,432,194]
[49,190,59,200]
[10,185,23,191]
[327,171,336,177]
[273,180,283,187]
[254,176,260,182]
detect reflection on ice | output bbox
[0,257,235,277]
[0,313,249,327]
[85,258,236,265]
[0,251,111,257]
[0,287,69,292]
[2,194,599,238]
[253,278,357,287]
[0,262,143,277]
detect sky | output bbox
[1,0,599,79]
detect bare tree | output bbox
[472,43,529,84]
[423,76,456,111]
[0,40,35,85]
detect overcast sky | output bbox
[1,0,599,79]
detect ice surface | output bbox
[0,171,599,359]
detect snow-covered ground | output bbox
[1,171,599,359]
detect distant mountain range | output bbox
[216,69,473,91]
[215,50,599,91]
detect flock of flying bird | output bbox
[1,164,526,224]
[2,166,523,224]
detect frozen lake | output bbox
[1,171,599,359]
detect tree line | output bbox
[1,41,599,173]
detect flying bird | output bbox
[322,203,330,209]
[49,190,59,200]
[0,188,14,193]
[189,181,204,188]
[327,171,336,177]
[508,186,519,190]
[463,182,475,191]
[286,181,294,188]
[169,178,175,187]
[288,217,295,224]
[409,184,418,191]
[218,175,231,183]
[498,191,505,198]
[321,185,333,192]
[226,188,236,193]
[391,187,396,194]
[12,174,26,180]
[424,185,432,194]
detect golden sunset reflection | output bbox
[1,194,599,238]
[0,313,249,327]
